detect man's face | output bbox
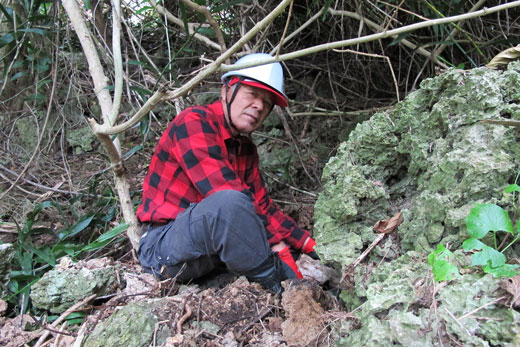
[221,83,274,135]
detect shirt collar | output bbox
[207,100,235,141]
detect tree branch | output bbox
[179,0,227,54]
[149,0,221,51]
[92,0,294,136]
[327,7,448,69]
[222,1,520,72]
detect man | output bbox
[136,53,318,294]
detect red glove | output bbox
[302,237,320,260]
[277,246,303,279]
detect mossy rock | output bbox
[336,252,520,346]
[84,299,173,347]
[30,264,116,313]
[314,62,520,267]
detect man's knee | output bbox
[210,190,251,207]
[202,190,255,218]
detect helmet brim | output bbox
[228,77,288,108]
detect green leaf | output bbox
[196,27,215,38]
[18,28,46,35]
[80,223,127,252]
[0,3,14,21]
[322,0,333,20]
[483,263,520,278]
[58,215,94,240]
[25,93,46,101]
[10,71,26,81]
[471,245,506,268]
[122,145,142,160]
[432,259,460,281]
[139,117,149,135]
[428,244,460,281]
[23,244,56,267]
[466,204,513,239]
[0,33,15,47]
[212,0,251,12]
[505,184,520,193]
[129,86,152,96]
[462,237,485,251]
[136,6,152,14]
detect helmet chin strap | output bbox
[224,77,244,135]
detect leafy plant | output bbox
[427,244,460,281]
[429,184,520,281]
[4,190,128,316]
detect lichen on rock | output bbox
[337,251,520,346]
[314,63,520,267]
[0,243,14,298]
[84,298,173,347]
[30,257,117,313]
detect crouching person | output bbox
[136,53,319,294]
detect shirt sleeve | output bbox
[246,146,311,250]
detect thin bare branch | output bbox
[92,0,294,136]
[275,0,294,57]
[179,0,227,54]
[224,1,520,75]
[149,0,221,51]
[334,48,400,101]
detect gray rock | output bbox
[338,252,520,346]
[84,298,173,347]
[30,258,116,313]
[0,243,14,297]
[316,62,520,346]
[314,62,520,267]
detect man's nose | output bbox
[252,97,265,111]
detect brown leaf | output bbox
[373,212,403,234]
[499,275,520,308]
[487,45,520,70]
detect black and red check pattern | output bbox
[136,101,311,249]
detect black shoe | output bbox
[244,254,284,295]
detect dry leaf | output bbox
[487,45,520,70]
[373,212,403,234]
[499,275,520,308]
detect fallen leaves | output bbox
[373,212,403,234]
[499,275,520,308]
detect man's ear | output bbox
[220,84,227,100]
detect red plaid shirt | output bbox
[136,100,311,249]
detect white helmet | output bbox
[221,53,288,107]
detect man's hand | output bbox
[271,242,303,279]
[302,237,320,260]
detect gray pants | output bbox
[137,190,271,281]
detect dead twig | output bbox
[176,294,193,335]
[239,306,273,333]
[33,294,96,347]
[179,0,227,55]
[457,296,506,321]
[341,212,403,283]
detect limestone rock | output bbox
[67,126,97,154]
[338,252,520,346]
[84,298,173,347]
[30,257,117,313]
[0,243,14,297]
[314,63,520,267]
